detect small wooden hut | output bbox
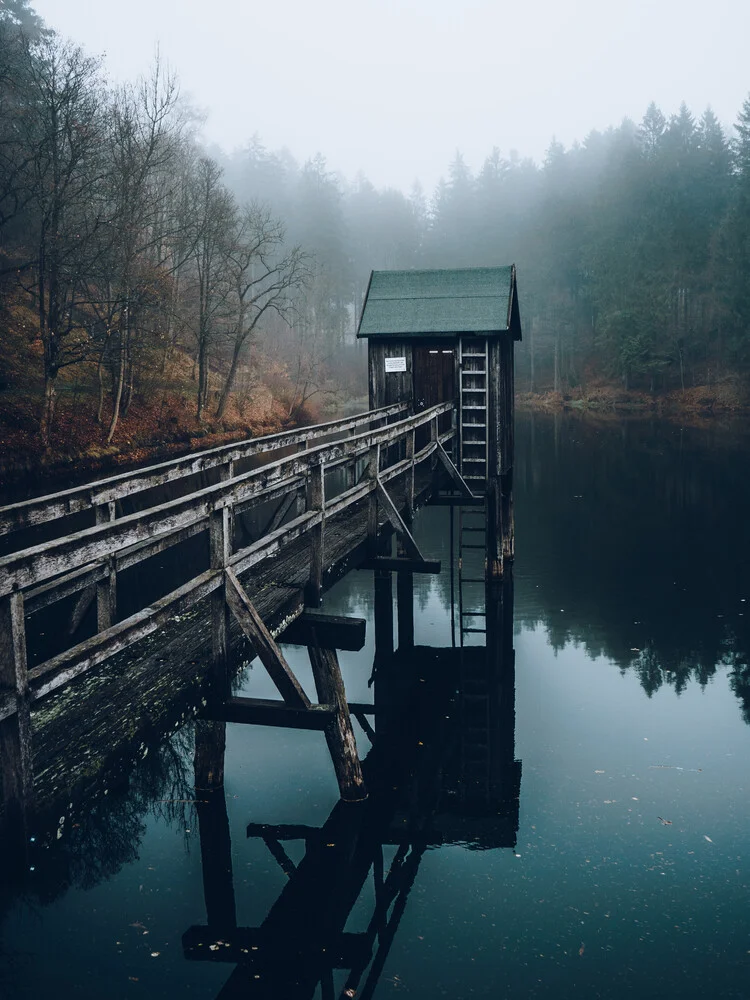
[357,265,521,491]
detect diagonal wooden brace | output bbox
[436,441,477,499]
[375,479,424,562]
[224,567,310,709]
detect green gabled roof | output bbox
[357,265,521,339]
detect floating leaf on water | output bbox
[657,817,672,826]
[150,952,160,958]
[594,770,605,774]
[579,943,585,956]
[209,944,219,951]
[704,835,713,843]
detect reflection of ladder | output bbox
[457,505,487,647]
[459,648,492,805]
[459,337,489,488]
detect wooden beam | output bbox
[375,480,424,562]
[359,557,440,574]
[305,460,324,606]
[280,613,366,651]
[211,696,333,730]
[0,592,33,823]
[436,440,477,499]
[307,636,367,801]
[225,568,311,709]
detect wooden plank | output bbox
[0,403,408,537]
[212,696,334,730]
[225,568,311,709]
[307,638,367,801]
[376,480,424,562]
[279,613,366,651]
[358,557,440,574]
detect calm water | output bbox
[3,410,750,999]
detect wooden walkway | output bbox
[0,402,477,832]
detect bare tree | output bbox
[15,34,107,444]
[214,203,309,419]
[183,157,235,421]
[90,59,183,442]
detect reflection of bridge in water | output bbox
[185,560,520,999]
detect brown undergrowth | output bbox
[0,299,325,498]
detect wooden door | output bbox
[413,345,455,444]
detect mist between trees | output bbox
[2,1,750,462]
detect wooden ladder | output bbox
[459,337,489,489]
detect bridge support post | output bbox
[305,459,324,607]
[210,506,231,697]
[0,591,33,851]
[95,502,117,630]
[501,470,514,563]
[307,635,367,802]
[194,719,237,934]
[367,444,380,557]
[405,430,415,520]
[486,477,504,579]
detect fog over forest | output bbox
[2,0,750,458]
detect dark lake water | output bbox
[3,410,750,999]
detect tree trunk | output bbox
[40,376,56,448]
[215,339,244,419]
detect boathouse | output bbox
[357,265,522,489]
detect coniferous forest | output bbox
[2,0,750,470]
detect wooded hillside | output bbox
[2,0,750,477]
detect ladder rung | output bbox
[462,370,486,376]
[461,577,485,583]
[461,610,487,616]
[462,353,486,358]
[462,406,486,411]
[462,458,486,464]
[461,543,486,549]
[461,527,485,533]
[463,422,486,428]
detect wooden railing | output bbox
[0,402,455,726]
[0,402,408,540]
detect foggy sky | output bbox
[32,0,750,193]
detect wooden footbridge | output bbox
[0,399,516,843]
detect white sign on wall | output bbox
[384,356,407,373]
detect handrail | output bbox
[0,402,408,537]
[0,402,451,597]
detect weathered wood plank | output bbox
[225,568,311,709]
[280,613,366,651]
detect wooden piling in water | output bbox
[307,635,367,802]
